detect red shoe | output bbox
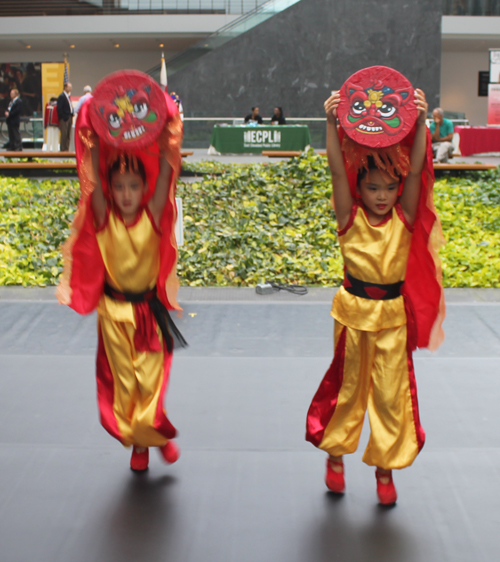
[325,457,345,494]
[375,469,397,505]
[159,440,180,464]
[130,447,149,471]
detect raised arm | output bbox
[90,138,107,229]
[148,154,173,227]
[325,92,353,229]
[399,88,428,225]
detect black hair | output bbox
[108,154,146,186]
[357,155,401,186]
[357,156,378,185]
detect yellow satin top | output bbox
[96,207,160,324]
[331,204,412,332]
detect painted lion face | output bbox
[90,70,167,149]
[338,66,417,148]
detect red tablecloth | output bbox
[455,126,500,156]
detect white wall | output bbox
[441,51,490,125]
[0,50,171,97]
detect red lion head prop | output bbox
[89,70,167,149]
[338,66,417,148]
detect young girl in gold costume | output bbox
[306,88,444,505]
[57,73,185,473]
[90,151,182,471]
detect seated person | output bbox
[244,106,263,124]
[430,108,454,162]
[271,106,286,125]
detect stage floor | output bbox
[1,288,499,562]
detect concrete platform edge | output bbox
[1,286,500,303]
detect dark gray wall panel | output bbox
[170,0,442,119]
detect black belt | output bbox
[104,283,187,352]
[343,271,403,300]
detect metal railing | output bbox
[3,0,500,17]
[1,117,472,151]
[0,0,269,16]
[117,1,267,13]
[180,117,472,150]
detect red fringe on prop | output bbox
[341,134,411,180]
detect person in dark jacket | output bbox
[271,106,286,125]
[244,106,263,124]
[4,88,23,151]
[57,82,73,151]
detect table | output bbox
[209,124,311,154]
[455,125,500,156]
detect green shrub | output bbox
[177,153,342,286]
[1,157,500,287]
[0,177,78,285]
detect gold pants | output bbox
[306,321,425,469]
[96,314,176,448]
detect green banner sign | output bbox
[209,125,311,154]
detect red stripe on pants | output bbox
[406,349,425,451]
[95,325,123,443]
[153,349,177,440]
[306,327,347,447]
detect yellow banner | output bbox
[41,62,65,110]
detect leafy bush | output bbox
[177,153,342,286]
[435,169,500,287]
[0,177,78,285]
[1,156,500,287]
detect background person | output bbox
[244,106,263,124]
[4,88,23,151]
[75,85,92,115]
[271,106,286,125]
[57,82,73,151]
[44,96,59,151]
[430,107,454,162]
[170,91,184,121]
[20,63,41,115]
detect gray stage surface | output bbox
[1,287,499,562]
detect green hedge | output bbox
[1,155,500,287]
[0,177,78,285]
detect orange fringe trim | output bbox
[423,164,446,351]
[56,127,99,305]
[159,112,183,312]
[342,135,411,179]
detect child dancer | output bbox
[306,85,444,505]
[57,71,185,472]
